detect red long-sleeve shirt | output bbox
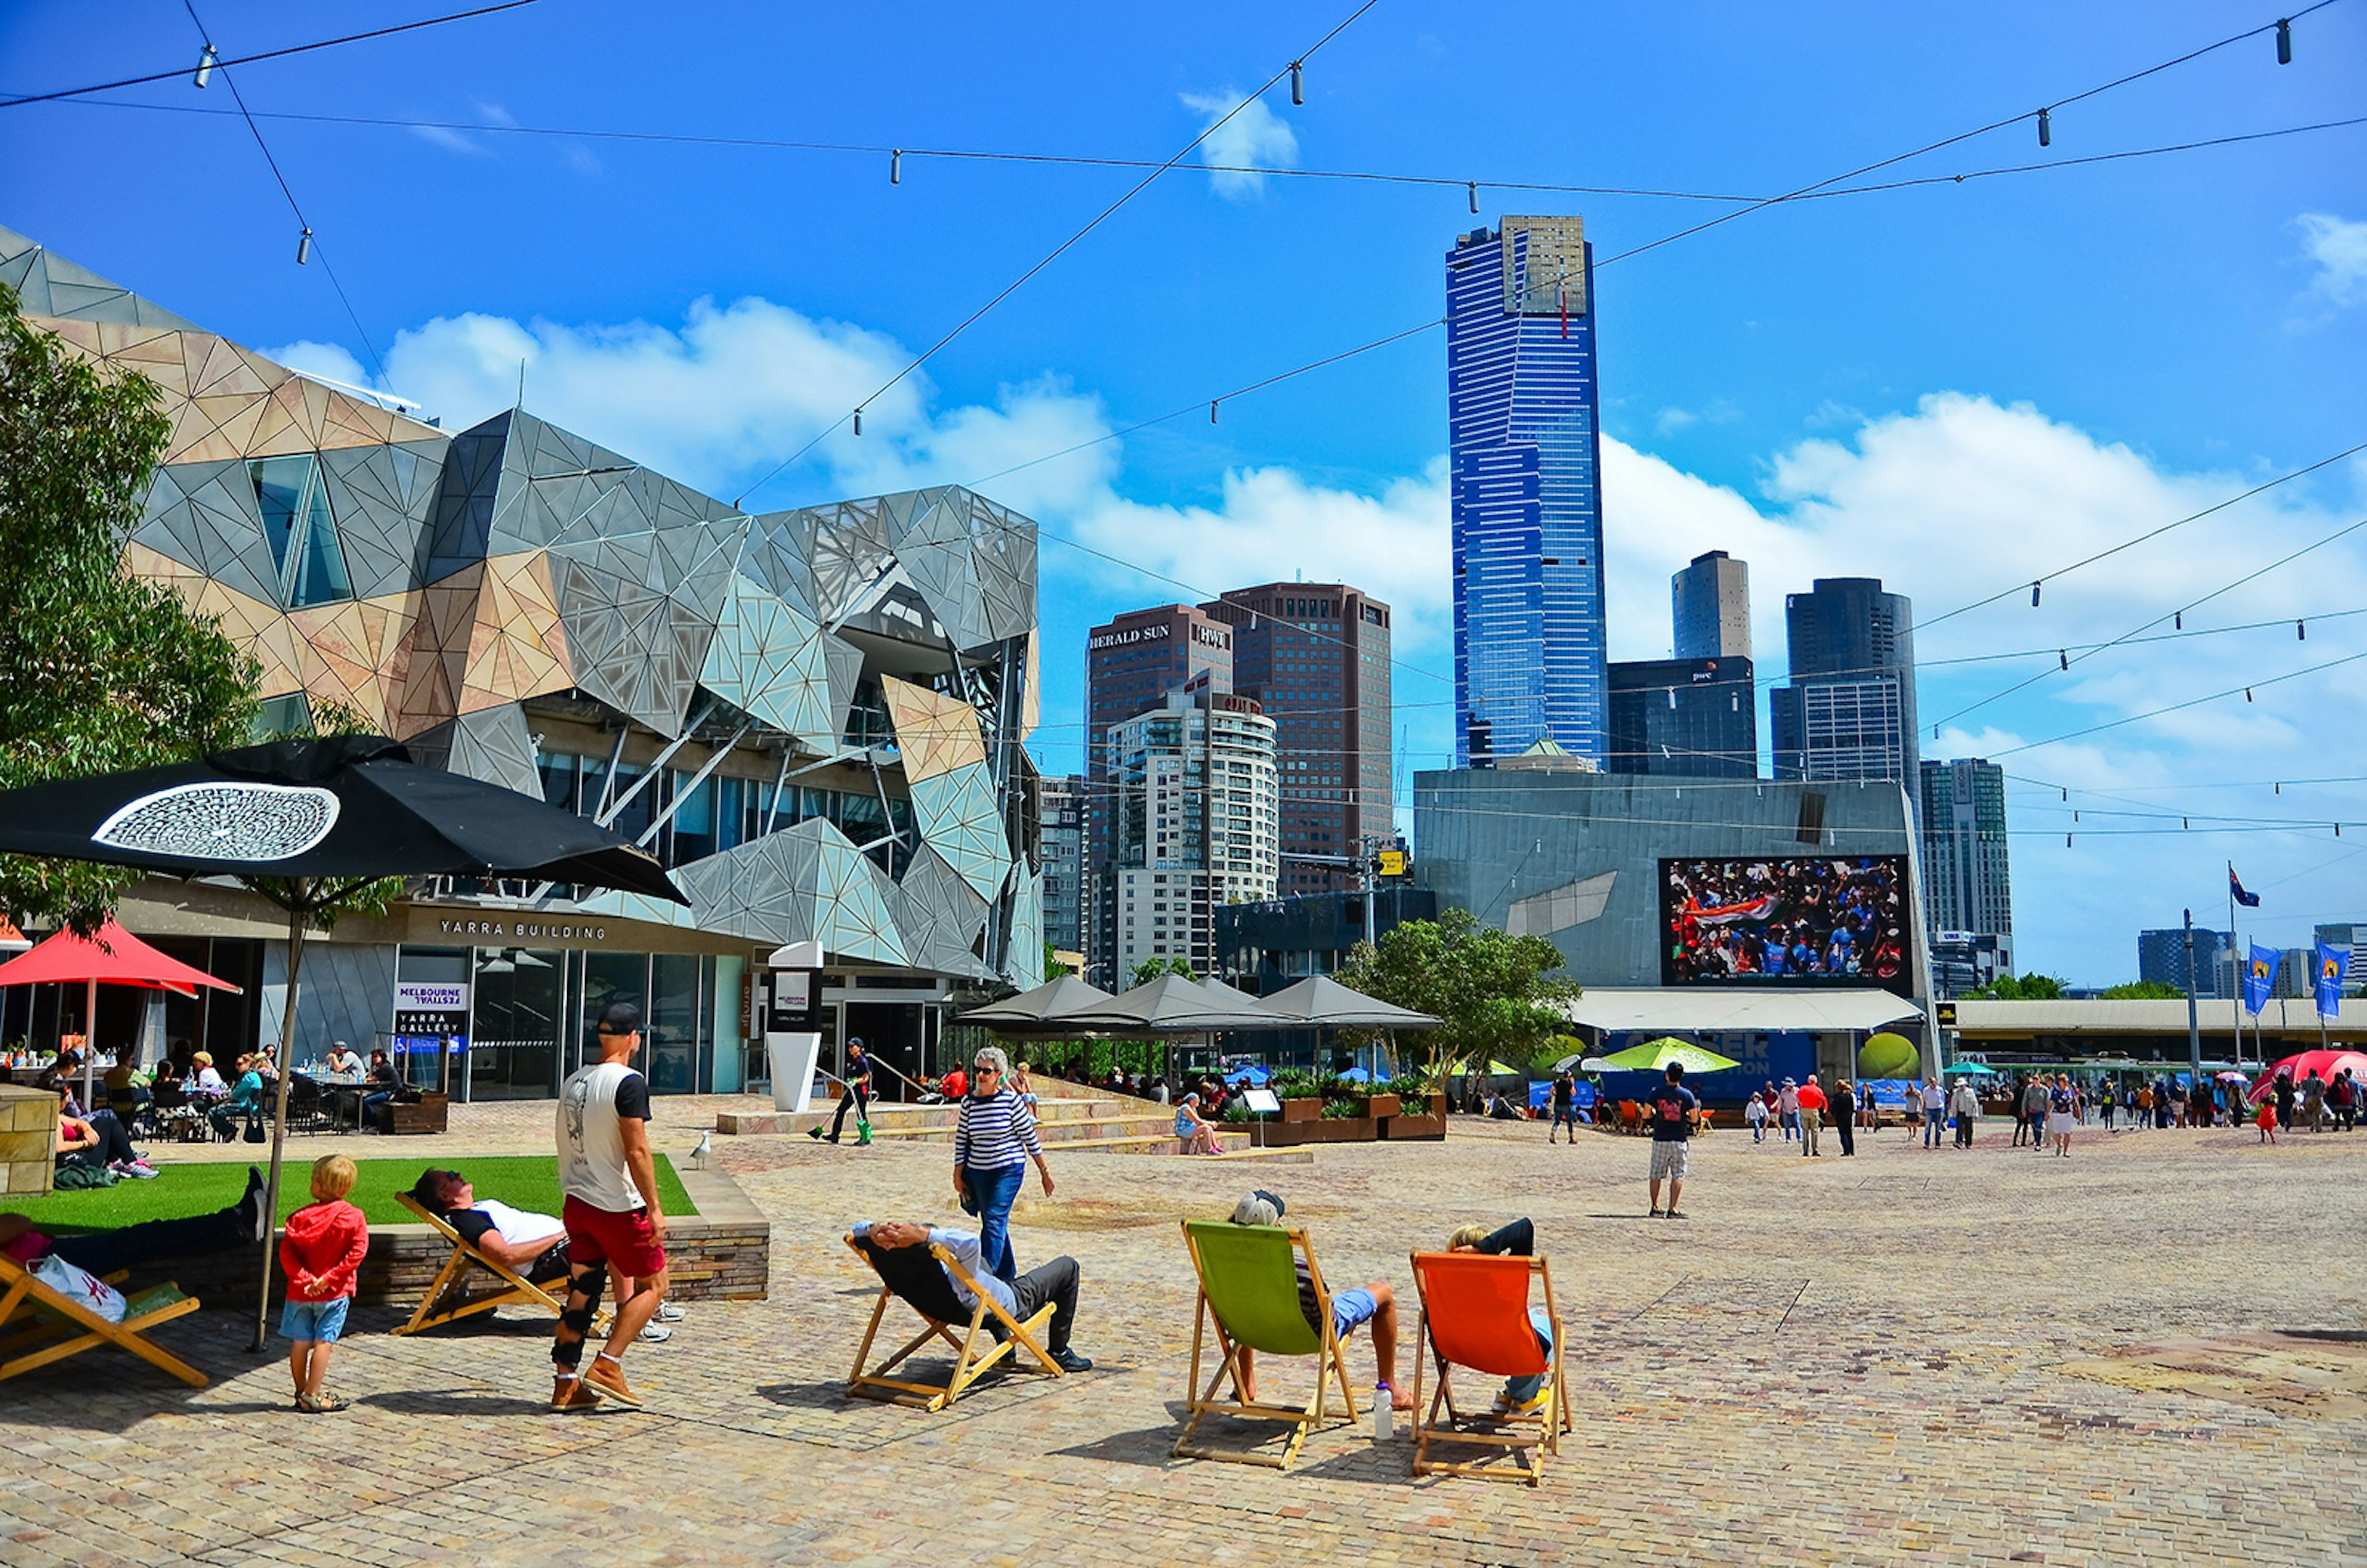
[279,1199,370,1301]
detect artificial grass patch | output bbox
[4,1155,697,1231]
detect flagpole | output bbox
[2228,862,2241,1071]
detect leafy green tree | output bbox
[1963,973,2069,1000]
[2099,980,2185,1000]
[0,282,257,929]
[1042,941,1073,979]
[1335,907,1580,1083]
[1131,955,1199,986]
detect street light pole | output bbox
[2182,908,2203,1092]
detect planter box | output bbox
[1383,1114,1446,1140]
[1259,1121,1321,1147]
[375,1092,449,1136]
[1354,1094,1400,1119]
[1280,1097,1324,1123]
[1312,1116,1377,1142]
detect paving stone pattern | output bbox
[4,1114,2363,1565]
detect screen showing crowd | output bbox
[1661,857,1913,997]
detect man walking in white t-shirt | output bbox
[550,1001,671,1411]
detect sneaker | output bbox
[551,1374,602,1413]
[240,1167,269,1243]
[637,1323,673,1344]
[1505,1387,1554,1418]
[1664,1209,1688,1220]
[1050,1347,1093,1374]
[123,1159,160,1180]
[1648,1207,1663,1218]
[584,1355,643,1407]
[656,1300,687,1324]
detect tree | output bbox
[1963,973,2069,1001]
[0,282,258,929]
[1131,955,1199,986]
[2099,980,2185,1000]
[1042,941,1073,980]
[1335,908,1580,1083]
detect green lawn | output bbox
[4,1155,697,1231]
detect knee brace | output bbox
[551,1262,610,1369]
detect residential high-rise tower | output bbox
[1447,215,1607,766]
[1770,577,1920,786]
[1105,690,1279,983]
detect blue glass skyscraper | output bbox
[1447,216,1607,765]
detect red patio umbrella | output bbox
[0,917,242,1108]
[2247,1049,2367,1105]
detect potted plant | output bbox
[1317,1094,1376,1141]
[1272,1068,1324,1122]
[1381,1072,1445,1140]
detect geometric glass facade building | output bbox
[1770,577,1920,788]
[1447,216,1608,766]
[1918,758,2013,996]
[4,224,1045,1098]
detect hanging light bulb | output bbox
[2297,618,2306,640]
[2066,833,2074,848]
[1290,61,1304,106]
[891,150,902,184]
[2061,787,2069,801]
[2174,610,2183,630]
[295,227,312,265]
[2074,810,2080,823]
[2031,581,2043,607]
[2183,817,2190,830]
[2246,688,2254,702]
[2277,18,2292,64]
[2275,781,2282,794]
[194,43,218,89]
[1468,182,1479,215]
[2059,650,2069,671]
[852,408,863,435]
[1210,399,1219,425]
[2037,108,2052,147]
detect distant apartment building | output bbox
[1673,549,1751,660]
[1919,758,2013,997]
[2139,926,2233,1000]
[1105,691,1278,984]
[1770,577,1920,787]
[1201,582,1392,896]
[1039,774,1084,958]
[1605,656,1757,778]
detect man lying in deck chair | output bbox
[1228,1190,1413,1413]
[851,1222,1092,1376]
[402,1169,676,1341]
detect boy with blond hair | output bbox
[279,1153,369,1413]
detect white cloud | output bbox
[1179,89,1298,199]
[2295,212,2367,309]
[410,123,488,157]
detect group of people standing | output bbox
[1739,1074,1871,1156]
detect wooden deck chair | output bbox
[0,1252,206,1388]
[1172,1219,1358,1469]
[842,1231,1063,1411]
[391,1193,605,1337]
[1407,1251,1572,1485]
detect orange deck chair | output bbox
[1407,1250,1572,1485]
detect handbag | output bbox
[243,1111,266,1144]
[31,1252,128,1323]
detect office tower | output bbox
[1201,582,1393,895]
[1082,605,1235,982]
[1447,214,1608,766]
[1605,656,1757,778]
[2139,926,2233,999]
[1919,759,2013,997]
[1105,690,1278,984]
[1673,549,1751,659]
[1770,577,1920,785]
[1038,774,1084,958]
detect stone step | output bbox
[717,1100,1126,1137]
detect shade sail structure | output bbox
[0,735,685,903]
[1259,975,1442,1030]
[955,974,1113,1030]
[1058,971,1288,1034]
[1563,988,1923,1034]
[0,918,243,998]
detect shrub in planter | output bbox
[1321,1096,1362,1120]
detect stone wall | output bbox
[1,1084,55,1198]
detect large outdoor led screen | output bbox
[1661,856,1915,997]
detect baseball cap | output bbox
[1230,1189,1286,1227]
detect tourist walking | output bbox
[2256,1092,2279,1143]
[1548,1069,1580,1145]
[1903,1079,1924,1137]
[954,1045,1055,1284]
[1923,1078,1945,1148]
[2273,1072,2296,1131]
[2302,1071,2328,1133]
[551,1001,671,1411]
[1951,1077,1981,1148]
[1795,1076,1826,1158]
[2046,1075,2077,1158]
[1777,1078,1801,1144]
[2332,1068,2357,1132]
[1745,1091,1768,1143]
[1833,1079,1858,1157]
[2014,1076,2042,1149]
[1646,1062,1699,1219]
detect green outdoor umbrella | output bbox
[1598,1037,1740,1074]
[1946,1061,2002,1076]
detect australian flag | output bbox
[2230,868,2261,909]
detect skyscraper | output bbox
[2140,926,2233,999]
[1919,758,2013,995]
[1201,582,1392,895]
[1039,774,1084,959]
[1447,215,1607,766]
[1673,549,1751,659]
[1770,577,1920,786]
[1605,656,1757,777]
[1105,690,1279,984]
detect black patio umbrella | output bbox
[0,734,687,1347]
[955,974,1114,1033]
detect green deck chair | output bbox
[1172,1219,1359,1469]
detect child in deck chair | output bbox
[1227,1190,1414,1411]
[849,1220,1093,1373]
[1445,1217,1556,1416]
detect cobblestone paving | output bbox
[6,1116,2363,1565]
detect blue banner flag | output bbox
[2244,943,2281,1015]
[2230,868,2261,909]
[2316,942,2350,1019]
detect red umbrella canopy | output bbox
[2248,1050,2367,1104]
[0,918,242,996]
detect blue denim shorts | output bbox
[280,1295,351,1343]
[1331,1287,1380,1338]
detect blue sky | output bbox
[4,0,2364,982]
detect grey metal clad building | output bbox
[1918,758,2013,996]
[2138,926,2233,998]
[1673,549,1751,660]
[1039,773,1084,958]
[1770,577,1920,787]
[1605,656,1758,779]
[1413,768,1928,995]
[1201,582,1393,896]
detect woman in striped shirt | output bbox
[954,1045,1055,1284]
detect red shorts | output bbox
[562,1195,666,1280]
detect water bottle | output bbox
[1373,1385,1392,1440]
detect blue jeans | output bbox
[967,1162,1026,1284]
[1503,1307,1556,1405]
[1924,1109,1943,1147]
